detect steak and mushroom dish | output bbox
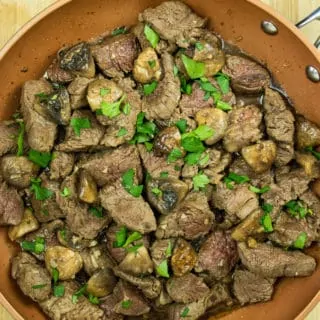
[2,2,320,319]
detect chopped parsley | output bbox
[216,100,232,111]
[130,112,157,145]
[70,117,91,136]
[61,187,71,197]
[284,200,312,219]
[249,185,271,194]
[88,293,100,305]
[144,141,153,152]
[143,81,158,95]
[72,284,87,304]
[148,60,156,68]
[167,148,184,163]
[165,241,172,257]
[192,125,215,141]
[195,42,204,51]
[181,54,205,79]
[89,206,104,218]
[113,226,128,248]
[101,95,126,119]
[21,237,45,254]
[32,284,47,289]
[181,307,190,318]
[144,24,159,48]
[179,73,193,95]
[193,172,210,191]
[30,177,53,201]
[52,267,59,283]
[223,172,250,190]
[122,102,131,115]
[121,299,133,309]
[117,127,128,137]
[53,284,65,297]
[156,260,170,278]
[181,136,205,153]
[215,72,230,94]
[175,119,188,133]
[16,120,25,156]
[28,149,52,168]
[121,168,144,197]
[100,88,111,96]
[184,152,203,165]
[173,65,179,77]
[123,231,143,248]
[160,171,169,178]
[111,26,127,36]
[260,212,273,232]
[293,232,307,249]
[152,187,163,197]
[305,146,320,160]
[126,244,143,253]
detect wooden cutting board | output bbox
[0,0,319,319]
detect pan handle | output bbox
[295,7,320,48]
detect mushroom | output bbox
[296,152,319,178]
[87,269,117,297]
[45,246,83,280]
[59,42,95,78]
[241,140,277,173]
[133,47,162,84]
[154,126,182,155]
[78,170,98,204]
[296,115,320,149]
[0,155,39,189]
[87,78,123,111]
[118,246,153,276]
[8,209,39,241]
[195,108,228,145]
[146,178,189,214]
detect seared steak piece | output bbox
[139,1,206,48]
[11,252,52,302]
[40,281,104,320]
[0,181,24,226]
[268,211,317,248]
[212,183,259,222]
[223,105,263,152]
[45,58,74,83]
[222,55,270,94]
[233,269,275,305]
[166,273,210,303]
[0,122,19,156]
[56,110,104,152]
[151,239,174,266]
[57,174,110,239]
[100,294,124,320]
[100,179,156,234]
[20,80,57,152]
[67,77,93,109]
[80,145,142,186]
[92,33,139,78]
[0,155,39,189]
[195,231,238,279]
[238,242,316,278]
[156,192,214,240]
[49,151,74,181]
[142,52,181,120]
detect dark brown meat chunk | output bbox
[40,281,104,320]
[49,151,74,180]
[195,231,238,279]
[100,179,156,234]
[139,1,207,48]
[57,174,110,239]
[45,58,74,83]
[100,294,124,320]
[223,105,263,152]
[156,192,214,240]
[142,52,181,120]
[56,110,104,152]
[11,252,51,302]
[0,155,39,189]
[238,242,316,278]
[80,145,142,186]
[0,122,19,156]
[67,77,93,109]
[92,33,139,78]
[233,269,275,305]
[222,55,270,94]
[151,239,174,266]
[166,273,210,303]
[0,181,24,226]
[20,80,57,152]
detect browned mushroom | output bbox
[78,170,98,204]
[87,269,117,297]
[154,126,182,155]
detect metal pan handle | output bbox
[296,7,320,48]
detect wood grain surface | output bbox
[0,0,319,319]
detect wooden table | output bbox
[0,0,319,319]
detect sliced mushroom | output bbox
[45,246,83,280]
[296,115,320,149]
[119,246,153,276]
[296,152,320,178]
[241,140,277,173]
[87,78,123,111]
[87,269,117,297]
[154,126,182,155]
[195,108,228,145]
[78,170,98,204]
[133,47,162,83]
[0,155,39,189]
[59,42,95,78]
[146,178,189,214]
[8,209,39,241]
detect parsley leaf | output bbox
[181,136,205,153]
[52,267,59,283]
[144,25,160,48]
[88,293,100,305]
[117,127,128,137]
[123,231,142,248]
[61,187,71,197]
[305,146,320,160]
[16,120,25,156]
[121,299,133,309]
[70,118,91,136]
[284,200,311,219]
[215,73,230,94]
[100,88,111,96]
[30,178,53,201]
[53,284,65,297]
[113,226,128,248]
[260,212,273,232]
[28,149,52,168]
[72,284,87,304]
[249,185,270,194]
[262,203,273,214]
[156,260,170,278]
[193,173,210,191]
[21,237,45,254]
[175,119,188,133]
[179,74,193,95]
[152,187,163,197]
[160,171,169,178]
[192,125,214,140]
[130,112,157,145]
[173,65,179,77]
[293,232,307,249]
[32,284,47,289]
[122,102,131,115]
[184,152,203,165]
[89,206,104,218]
[143,81,158,95]
[148,60,156,68]
[181,54,205,79]
[223,172,250,189]
[198,79,218,93]
[216,100,232,111]
[165,241,172,257]
[144,141,153,152]
[167,148,184,163]
[111,26,127,36]
[195,42,204,51]
[121,168,144,197]
[101,95,126,119]
[126,244,143,253]
[181,307,190,318]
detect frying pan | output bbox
[0,0,319,319]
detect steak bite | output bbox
[49,151,74,181]
[67,76,93,109]
[0,122,19,156]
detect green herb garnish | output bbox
[122,102,131,115]
[111,26,127,36]
[100,88,111,96]
[144,25,160,48]
[215,73,230,94]
[60,187,71,197]
[223,172,250,190]
[181,54,205,79]
[32,284,47,289]
[156,260,170,278]
[195,42,204,51]
[28,149,52,168]
[126,244,143,253]
[113,226,128,248]
[121,168,144,197]
[143,81,158,95]
[305,146,320,160]
[181,136,205,153]
[88,293,100,305]
[130,112,157,145]
[260,212,273,232]
[123,231,143,248]
[30,178,53,201]
[160,171,169,178]
[53,284,65,297]
[70,117,91,136]
[148,60,156,68]
[173,65,179,77]
[249,185,271,194]
[216,100,232,111]
[117,127,128,137]
[193,172,210,191]
[175,119,188,133]
[152,187,163,197]
[293,232,307,249]
[165,241,172,257]
[21,237,45,254]
[284,200,311,219]
[181,307,190,318]
[72,284,87,304]
[101,95,126,119]
[121,299,133,309]
[16,120,25,156]
[89,206,104,218]
[167,148,184,163]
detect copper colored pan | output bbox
[0,0,319,319]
